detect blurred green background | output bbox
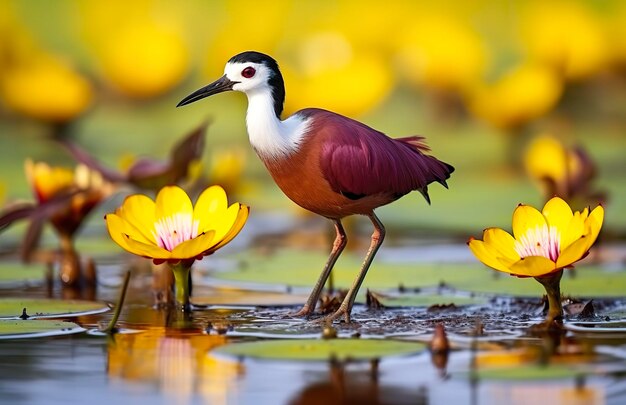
[1,0,625,238]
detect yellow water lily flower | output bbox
[1,55,93,123]
[24,159,112,236]
[520,1,609,81]
[282,32,394,117]
[99,21,190,99]
[105,185,249,264]
[524,134,604,208]
[468,197,603,278]
[468,63,563,131]
[524,135,569,193]
[396,12,488,93]
[25,160,75,203]
[18,160,113,285]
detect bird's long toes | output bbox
[291,306,314,318]
[322,307,351,324]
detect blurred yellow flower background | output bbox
[0,0,624,233]
[1,0,622,121]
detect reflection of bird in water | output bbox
[178,51,453,322]
[287,356,427,405]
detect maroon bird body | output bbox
[262,108,451,219]
[178,51,454,322]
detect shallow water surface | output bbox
[1,232,626,405]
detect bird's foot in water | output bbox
[291,305,314,318]
[321,306,351,324]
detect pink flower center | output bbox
[514,225,561,261]
[152,213,199,251]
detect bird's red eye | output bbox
[242,66,256,78]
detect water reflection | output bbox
[484,383,603,405]
[107,326,243,404]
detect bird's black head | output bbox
[177,51,286,118]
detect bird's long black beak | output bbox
[176,75,238,107]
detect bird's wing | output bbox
[309,109,453,201]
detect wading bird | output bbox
[178,51,454,322]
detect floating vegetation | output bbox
[469,364,585,381]
[0,262,46,288]
[212,338,426,362]
[364,290,488,308]
[210,250,626,298]
[191,288,308,307]
[0,298,109,319]
[0,319,85,339]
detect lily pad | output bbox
[471,364,583,380]
[459,265,626,297]
[564,323,626,335]
[212,250,626,298]
[367,292,488,307]
[0,262,46,287]
[0,298,110,319]
[212,338,426,362]
[191,288,308,307]
[0,319,85,339]
[75,234,125,257]
[210,249,457,289]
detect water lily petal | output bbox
[556,237,588,268]
[209,203,243,240]
[561,210,585,251]
[210,204,250,252]
[194,185,228,217]
[117,194,156,243]
[510,256,556,277]
[580,207,589,221]
[195,185,236,237]
[483,227,520,262]
[542,197,573,234]
[155,185,193,223]
[124,236,172,259]
[105,214,142,255]
[582,205,604,251]
[468,238,513,273]
[512,204,547,240]
[171,230,216,258]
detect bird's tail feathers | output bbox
[419,187,431,205]
[396,136,431,152]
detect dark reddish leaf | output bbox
[58,124,207,192]
[58,139,126,183]
[0,203,36,231]
[170,123,206,176]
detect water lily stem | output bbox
[171,261,193,312]
[535,270,564,324]
[101,270,131,334]
[58,233,81,286]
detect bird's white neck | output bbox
[244,89,309,159]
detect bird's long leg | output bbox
[327,212,385,323]
[293,219,347,317]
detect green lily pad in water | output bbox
[367,292,488,307]
[212,338,426,362]
[0,319,85,339]
[0,298,109,319]
[192,288,308,307]
[472,364,583,381]
[0,262,46,287]
[75,234,125,257]
[459,265,626,298]
[215,250,626,298]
